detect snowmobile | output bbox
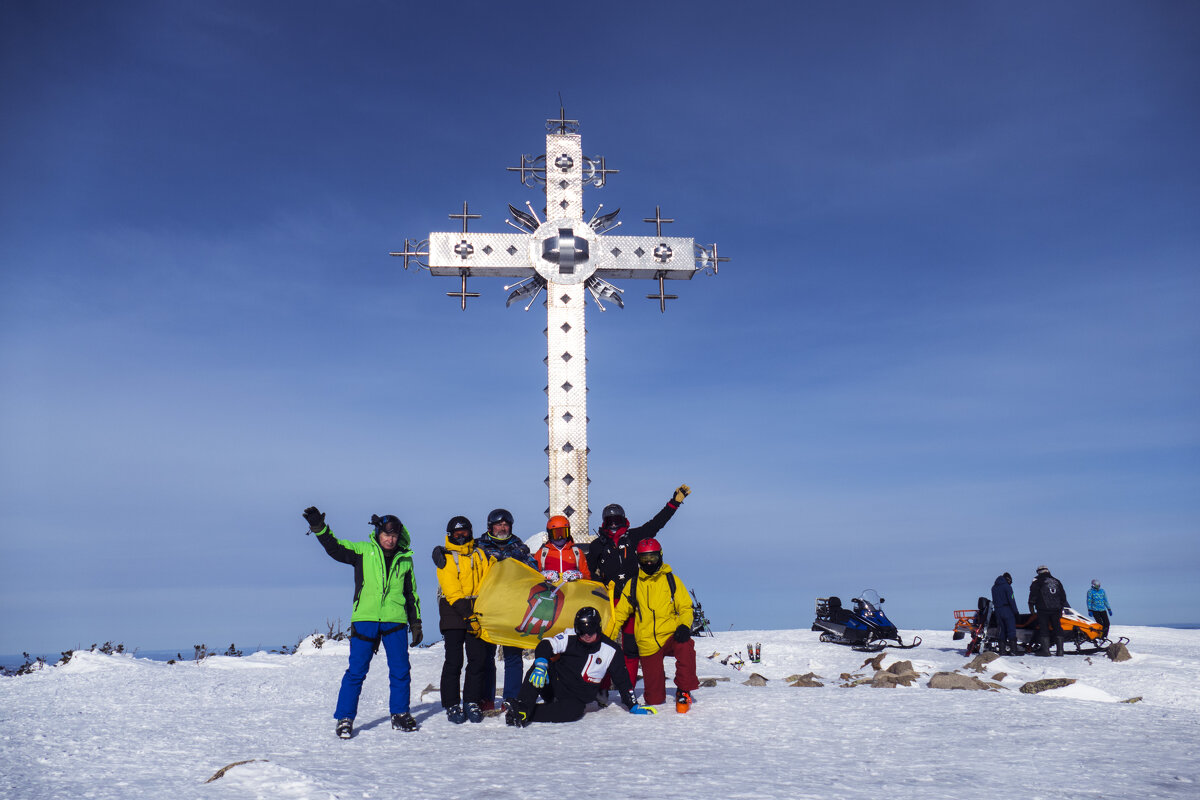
[952,596,1128,656]
[812,590,922,652]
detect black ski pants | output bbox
[1036,607,1064,642]
[440,628,490,708]
[516,664,588,723]
[1092,609,1110,638]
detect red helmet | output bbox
[635,538,661,555]
[547,514,570,541]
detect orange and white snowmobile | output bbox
[952,596,1127,655]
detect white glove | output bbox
[562,570,583,582]
[541,569,560,583]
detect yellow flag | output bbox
[474,559,613,648]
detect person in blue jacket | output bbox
[991,572,1019,655]
[1087,579,1114,638]
[475,508,538,716]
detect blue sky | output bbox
[1,1,1197,653]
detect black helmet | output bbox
[372,514,403,536]
[574,606,601,637]
[600,503,628,529]
[487,508,514,530]
[446,516,473,534]
[446,515,473,544]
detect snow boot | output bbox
[446,704,466,724]
[391,713,418,732]
[1035,635,1051,656]
[1009,639,1021,656]
[595,687,609,708]
[675,690,693,714]
[1054,636,1065,657]
[465,702,484,723]
[336,718,353,739]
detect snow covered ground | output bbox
[2,625,1198,800]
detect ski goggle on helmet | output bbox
[547,514,570,541]
[372,514,403,537]
[636,538,663,573]
[601,503,628,531]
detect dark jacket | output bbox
[315,524,421,625]
[533,629,635,708]
[476,531,537,568]
[586,500,680,596]
[1028,573,1068,614]
[991,575,1019,618]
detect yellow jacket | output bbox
[610,564,694,655]
[435,537,494,630]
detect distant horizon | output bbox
[5,621,1198,672]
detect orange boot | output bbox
[675,690,693,714]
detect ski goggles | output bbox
[637,553,662,567]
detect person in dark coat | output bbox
[1028,565,1068,657]
[991,572,1019,655]
[506,606,653,726]
[475,508,537,711]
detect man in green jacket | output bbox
[303,506,423,739]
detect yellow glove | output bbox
[467,615,482,637]
[673,484,691,504]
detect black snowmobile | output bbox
[812,590,922,652]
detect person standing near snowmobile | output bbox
[432,515,495,725]
[534,514,591,582]
[506,606,653,726]
[991,572,1020,655]
[609,539,700,713]
[587,484,690,687]
[1087,579,1114,638]
[1028,565,1068,657]
[302,506,423,738]
[475,508,537,713]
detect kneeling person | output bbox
[507,606,652,725]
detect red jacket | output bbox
[536,539,591,580]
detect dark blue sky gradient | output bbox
[1,2,1197,650]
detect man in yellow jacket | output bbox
[433,515,495,724]
[609,538,699,713]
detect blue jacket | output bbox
[1087,587,1110,613]
[991,575,1019,617]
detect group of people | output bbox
[302,483,697,738]
[989,566,1115,657]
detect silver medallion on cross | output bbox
[391,111,728,538]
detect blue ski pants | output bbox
[333,621,411,720]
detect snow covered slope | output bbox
[2,626,1197,799]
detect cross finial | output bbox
[645,274,679,313]
[547,106,579,134]
[446,273,481,310]
[643,205,675,237]
[388,238,429,270]
[448,201,481,234]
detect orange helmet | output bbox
[547,515,571,541]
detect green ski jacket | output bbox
[315,524,422,625]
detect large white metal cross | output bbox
[391,112,727,538]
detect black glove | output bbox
[409,620,423,648]
[673,624,691,643]
[432,545,447,569]
[620,690,637,709]
[302,506,325,534]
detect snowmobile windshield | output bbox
[856,589,884,617]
